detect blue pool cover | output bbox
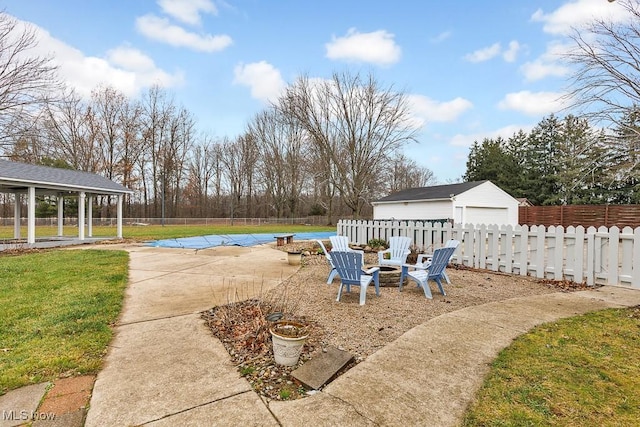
[147,231,337,249]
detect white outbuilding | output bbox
[372,180,519,226]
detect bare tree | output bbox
[385,153,436,195]
[219,136,247,222]
[185,135,219,217]
[165,107,195,216]
[237,132,259,218]
[247,107,309,218]
[564,0,640,127]
[283,71,418,218]
[563,0,640,192]
[117,97,143,215]
[138,85,173,218]
[0,12,60,150]
[42,88,97,171]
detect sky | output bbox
[3,0,631,183]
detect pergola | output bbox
[0,159,133,245]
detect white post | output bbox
[503,225,514,274]
[27,186,36,244]
[586,226,596,286]
[633,227,640,289]
[13,193,21,239]
[574,226,585,285]
[534,225,545,278]
[87,194,93,237]
[57,195,64,237]
[489,225,500,272]
[553,226,565,280]
[518,225,529,276]
[117,194,123,239]
[608,226,620,285]
[78,192,85,241]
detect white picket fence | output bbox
[336,220,640,289]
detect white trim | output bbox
[57,195,64,236]
[87,194,93,237]
[372,197,453,206]
[78,192,85,241]
[28,187,35,244]
[117,195,123,239]
[14,194,20,239]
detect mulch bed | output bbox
[202,299,326,401]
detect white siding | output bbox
[454,181,518,226]
[373,200,453,220]
[466,207,508,226]
[373,181,519,226]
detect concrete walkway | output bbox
[85,244,640,426]
[2,243,639,426]
[84,243,300,426]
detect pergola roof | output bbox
[0,159,132,195]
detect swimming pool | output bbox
[147,231,337,249]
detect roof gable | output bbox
[0,159,131,194]
[374,181,489,203]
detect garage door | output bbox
[466,207,508,226]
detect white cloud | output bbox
[502,40,521,62]
[449,124,534,147]
[520,41,572,81]
[233,61,285,103]
[158,0,218,26]
[498,91,568,116]
[325,28,401,66]
[520,59,569,82]
[531,0,629,35]
[464,42,501,63]
[430,30,452,43]
[16,18,182,99]
[136,14,232,52]
[408,94,473,127]
[107,46,157,71]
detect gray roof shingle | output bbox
[0,159,131,194]
[374,181,488,203]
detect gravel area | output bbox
[203,241,588,401]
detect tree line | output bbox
[464,113,640,205]
[0,13,434,222]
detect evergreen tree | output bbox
[524,115,562,205]
[608,108,640,203]
[464,137,519,196]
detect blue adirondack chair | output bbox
[316,239,339,284]
[400,246,456,299]
[416,239,460,284]
[330,251,380,306]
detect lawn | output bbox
[0,249,128,395]
[1,224,638,425]
[0,224,336,241]
[0,224,333,395]
[462,306,640,426]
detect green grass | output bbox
[462,306,640,427]
[0,249,129,395]
[0,224,335,241]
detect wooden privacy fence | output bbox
[519,204,640,228]
[336,220,640,289]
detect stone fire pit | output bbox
[368,265,403,287]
